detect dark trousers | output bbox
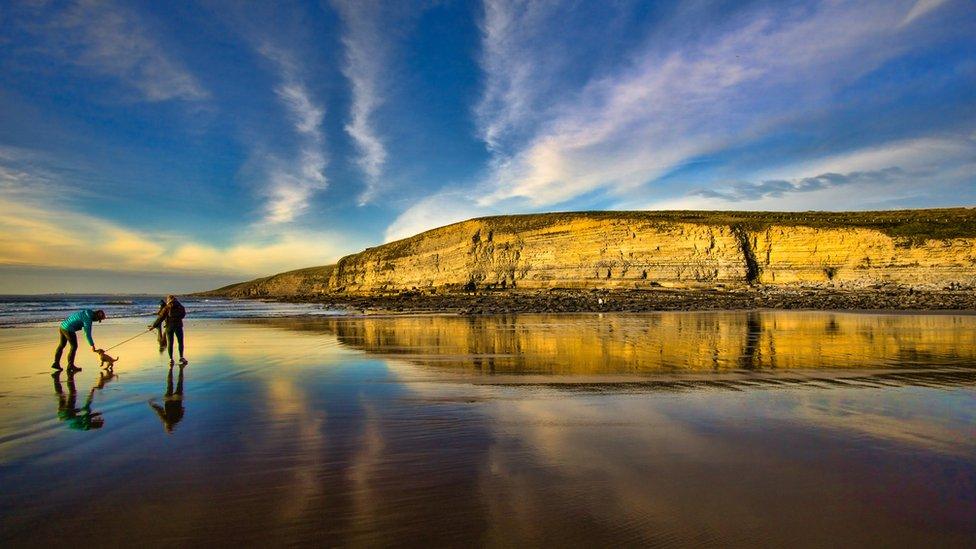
[54,328,78,366]
[166,325,185,360]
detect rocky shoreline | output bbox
[253,287,976,315]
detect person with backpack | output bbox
[150,295,187,365]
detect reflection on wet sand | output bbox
[511,368,976,392]
[149,365,185,433]
[2,315,974,546]
[252,311,976,378]
[245,314,976,545]
[52,368,117,431]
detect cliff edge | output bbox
[199,208,976,298]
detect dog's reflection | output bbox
[149,365,185,434]
[53,367,117,431]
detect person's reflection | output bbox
[52,368,115,431]
[149,365,185,433]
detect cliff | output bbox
[201,208,976,297]
[204,265,334,298]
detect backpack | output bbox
[169,301,186,321]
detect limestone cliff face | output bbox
[753,227,976,286]
[205,209,976,296]
[330,217,750,292]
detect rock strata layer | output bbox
[202,208,976,298]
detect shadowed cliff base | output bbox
[291,287,976,315]
[199,208,976,310]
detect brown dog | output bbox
[95,349,118,369]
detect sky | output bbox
[0,0,973,294]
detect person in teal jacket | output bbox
[52,309,106,371]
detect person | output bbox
[151,295,187,366]
[53,309,106,371]
[155,299,167,350]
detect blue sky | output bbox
[0,0,973,293]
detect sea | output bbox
[0,294,344,327]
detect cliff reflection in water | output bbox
[251,311,976,376]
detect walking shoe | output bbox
[169,359,175,366]
[67,365,82,373]
[179,358,188,365]
[51,363,63,370]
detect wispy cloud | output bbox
[331,0,390,205]
[900,0,950,27]
[262,148,328,224]
[478,0,934,207]
[27,0,209,102]
[649,136,976,211]
[164,228,342,276]
[383,191,493,242]
[0,146,83,198]
[276,83,326,137]
[0,159,345,276]
[761,136,976,179]
[475,0,565,152]
[255,44,329,224]
[691,168,906,202]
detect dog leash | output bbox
[103,328,153,352]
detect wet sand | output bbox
[1,313,975,546]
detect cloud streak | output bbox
[0,160,344,277]
[276,83,326,137]
[35,0,208,101]
[691,168,906,202]
[383,191,492,242]
[478,0,944,207]
[475,0,565,152]
[331,0,390,205]
[255,44,329,224]
[900,0,950,27]
[648,136,976,211]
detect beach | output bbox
[3,0,974,545]
[1,311,975,546]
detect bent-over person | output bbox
[53,309,106,371]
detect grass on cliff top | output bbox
[366,207,976,259]
[475,208,976,239]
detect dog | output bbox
[95,349,118,369]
